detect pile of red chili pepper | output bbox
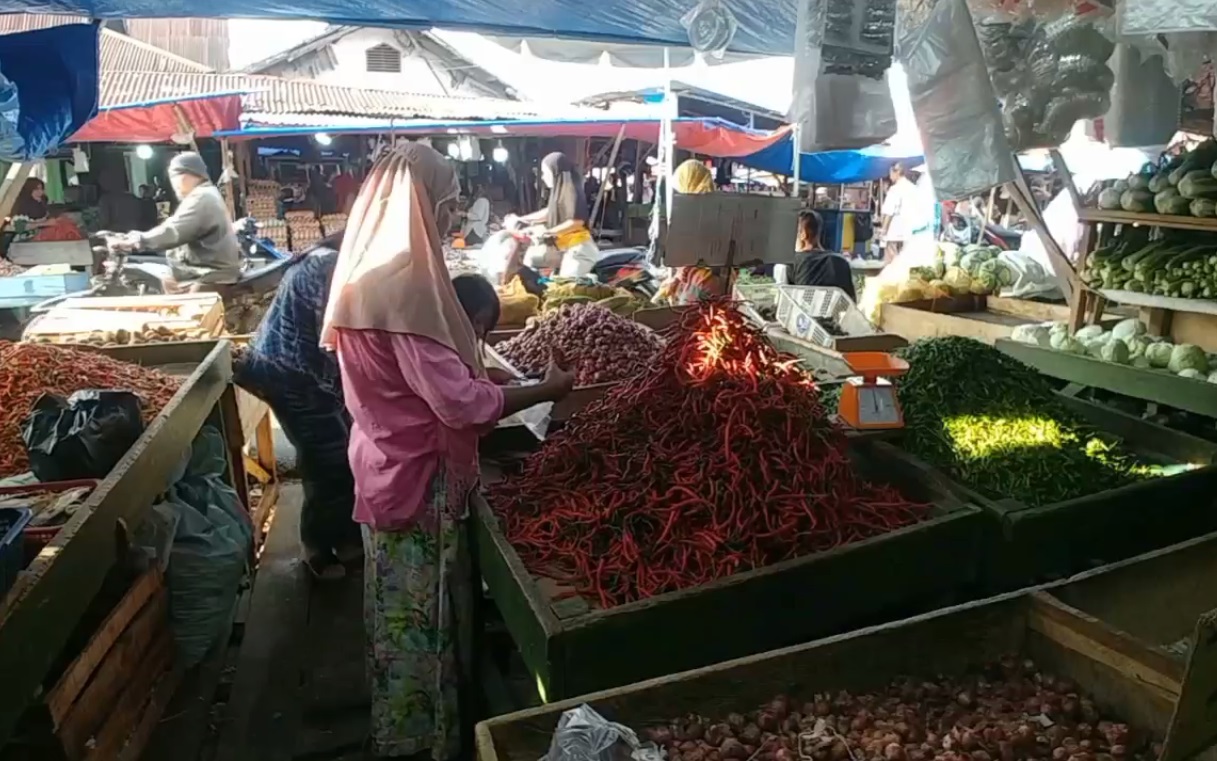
[490,301,930,608]
[0,341,182,477]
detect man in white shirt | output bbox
[460,184,492,245]
[879,163,923,263]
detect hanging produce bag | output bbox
[790,0,898,151]
[20,390,144,481]
[904,0,1019,201]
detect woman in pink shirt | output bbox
[320,143,573,760]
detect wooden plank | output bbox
[115,665,184,761]
[56,591,168,757]
[46,570,163,724]
[1105,288,1217,317]
[214,484,309,761]
[985,295,1072,323]
[1162,609,1217,761]
[1054,393,1217,464]
[0,344,230,746]
[1028,592,1182,700]
[880,303,1029,344]
[1165,310,1217,353]
[996,338,1217,418]
[1079,207,1217,233]
[83,629,174,761]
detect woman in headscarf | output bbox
[321,142,574,760]
[11,178,48,221]
[507,151,603,278]
[655,159,731,305]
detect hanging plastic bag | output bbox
[541,704,663,761]
[681,0,738,59]
[20,390,144,482]
[790,0,899,151]
[904,0,1019,201]
[162,426,253,668]
[1119,0,1217,36]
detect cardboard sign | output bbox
[662,194,800,267]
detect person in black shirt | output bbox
[790,209,857,301]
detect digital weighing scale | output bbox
[835,352,908,430]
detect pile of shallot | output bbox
[646,657,1157,761]
[495,303,662,386]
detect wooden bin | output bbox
[476,590,1189,761]
[870,391,1217,593]
[7,568,181,761]
[474,444,984,701]
[1045,529,1217,673]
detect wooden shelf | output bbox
[1099,289,1217,317]
[1078,208,1217,233]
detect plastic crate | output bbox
[775,285,876,348]
[0,507,32,600]
[733,281,780,325]
[0,479,98,558]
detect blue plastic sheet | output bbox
[0,24,99,161]
[739,137,922,184]
[2,0,797,56]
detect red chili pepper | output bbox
[491,301,929,608]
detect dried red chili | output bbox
[0,341,182,477]
[490,301,929,608]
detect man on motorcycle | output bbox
[118,152,241,290]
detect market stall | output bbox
[0,339,251,752]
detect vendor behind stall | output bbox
[459,183,492,246]
[655,159,730,305]
[11,178,48,223]
[787,209,856,300]
[119,152,242,288]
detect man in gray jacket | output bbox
[122,152,242,287]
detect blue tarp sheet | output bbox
[0,24,98,161]
[1,0,797,56]
[739,137,923,184]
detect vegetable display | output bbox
[1082,226,1217,298]
[645,658,1156,761]
[895,337,1148,507]
[1093,139,1217,217]
[495,303,662,386]
[1014,317,1217,383]
[490,302,929,608]
[0,342,182,477]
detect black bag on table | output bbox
[20,390,145,481]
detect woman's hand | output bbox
[486,367,516,385]
[541,358,575,398]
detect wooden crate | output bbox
[476,590,1188,761]
[871,391,1217,593]
[0,343,233,745]
[23,294,225,345]
[9,568,182,761]
[474,443,984,701]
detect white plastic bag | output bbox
[998,250,1064,299]
[1119,0,1217,35]
[541,705,662,761]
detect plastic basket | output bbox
[0,479,98,559]
[0,507,32,600]
[733,281,781,325]
[775,285,876,348]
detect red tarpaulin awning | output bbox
[70,92,244,143]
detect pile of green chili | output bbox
[891,337,1149,507]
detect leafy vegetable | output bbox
[1111,318,1146,340]
[1145,342,1174,368]
[1167,343,1207,374]
[1178,368,1205,380]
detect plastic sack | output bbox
[21,390,144,482]
[681,0,738,58]
[541,704,661,761]
[162,426,253,668]
[997,250,1064,299]
[790,0,898,151]
[1103,43,1181,148]
[1119,0,1217,35]
[904,0,1019,201]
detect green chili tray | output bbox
[869,392,1217,594]
[473,443,984,702]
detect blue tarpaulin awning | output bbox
[0,0,798,57]
[738,139,922,185]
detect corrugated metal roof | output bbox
[0,15,213,74]
[101,71,595,122]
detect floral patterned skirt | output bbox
[361,472,474,759]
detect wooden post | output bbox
[170,105,200,153]
[0,161,33,221]
[979,186,996,241]
[590,125,627,233]
[219,138,236,220]
[1006,174,1077,305]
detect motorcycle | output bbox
[234,217,292,265]
[942,212,1023,250]
[500,221,658,299]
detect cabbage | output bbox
[1049,330,1071,350]
[1110,318,1147,341]
[1084,337,1109,358]
[1167,343,1207,373]
[942,267,972,296]
[1145,342,1175,368]
[1075,325,1105,342]
[1132,356,1151,369]
[1011,324,1052,347]
[1048,321,1068,334]
[940,242,961,268]
[1124,335,1152,360]
[1178,368,1205,380]
[1100,340,1130,364]
[1058,337,1087,355]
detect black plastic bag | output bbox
[21,390,145,481]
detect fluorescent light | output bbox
[446,142,460,159]
[134,144,154,160]
[490,125,508,134]
[314,132,333,146]
[493,146,509,163]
